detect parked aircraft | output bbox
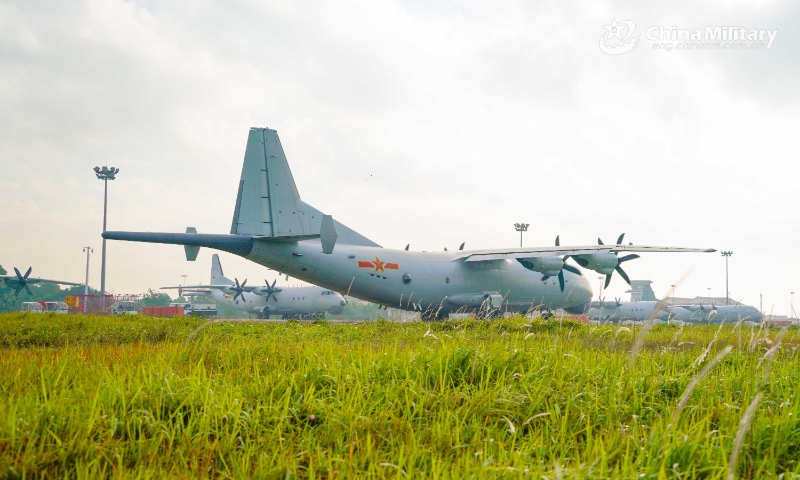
[161,254,345,319]
[669,303,762,324]
[586,299,672,323]
[1,267,81,296]
[105,127,715,319]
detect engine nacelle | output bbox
[517,256,564,276]
[572,252,618,275]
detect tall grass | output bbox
[0,313,798,478]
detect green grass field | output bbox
[0,313,798,479]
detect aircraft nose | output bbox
[340,300,346,307]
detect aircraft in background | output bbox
[669,303,762,324]
[585,298,672,323]
[161,254,346,319]
[1,267,82,296]
[105,127,715,319]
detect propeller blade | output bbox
[555,235,560,246]
[563,264,581,275]
[23,267,32,279]
[558,271,565,292]
[405,244,409,251]
[604,273,613,289]
[459,242,465,251]
[271,279,277,288]
[444,247,447,251]
[598,238,604,246]
[616,233,625,245]
[241,279,247,288]
[24,284,32,295]
[541,275,550,282]
[574,257,589,267]
[618,254,640,263]
[14,267,23,280]
[615,265,631,285]
[14,285,24,296]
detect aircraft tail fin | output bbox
[230,128,380,247]
[210,254,234,285]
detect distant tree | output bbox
[0,264,6,275]
[141,288,172,307]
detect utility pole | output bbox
[514,223,529,248]
[792,291,795,317]
[94,166,120,295]
[671,284,676,304]
[598,276,603,300]
[721,251,732,305]
[82,247,93,296]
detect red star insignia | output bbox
[372,256,386,273]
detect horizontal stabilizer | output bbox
[104,231,255,256]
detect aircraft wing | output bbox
[0,275,82,286]
[457,244,715,262]
[160,285,230,291]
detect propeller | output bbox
[231,278,247,302]
[262,279,282,302]
[12,267,33,296]
[459,242,465,251]
[542,236,582,292]
[597,233,639,288]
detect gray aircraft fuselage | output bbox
[244,239,592,314]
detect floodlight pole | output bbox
[83,246,93,296]
[94,166,119,296]
[101,178,108,294]
[514,223,529,248]
[721,251,732,306]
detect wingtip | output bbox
[706,248,717,253]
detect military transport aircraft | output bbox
[585,299,673,323]
[1,267,82,296]
[669,303,762,324]
[104,128,715,319]
[161,254,345,319]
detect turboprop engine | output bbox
[517,254,582,292]
[518,256,565,277]
[569,233,639,288]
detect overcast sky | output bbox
[1,0,798,315]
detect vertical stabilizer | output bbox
[230,128,380,247]
[627,280,657,302]
[211,254,234,285]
